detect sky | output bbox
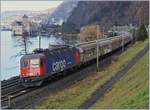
[1,1,63,12]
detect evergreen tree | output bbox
[137,24,148,41]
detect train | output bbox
[20,33,133,86]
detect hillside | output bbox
[63,1,149,32]
[43,1,78,25]
[92,53,148,109]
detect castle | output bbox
[12,15,38,36]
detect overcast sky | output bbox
[1,1,63,12]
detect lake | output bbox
[1,31,64,80]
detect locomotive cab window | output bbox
[30,59,40,68]
[21,60,29,67]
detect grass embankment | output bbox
[91,53,149,109]
[38,40,148,109]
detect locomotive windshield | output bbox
[21,60,29,67]
[30,59,40,68]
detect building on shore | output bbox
[12,21,23,36]
[22,14,30,35]
[12,15,38,36]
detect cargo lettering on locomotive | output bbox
[52,60,66,72]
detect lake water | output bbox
[1,31,64,80]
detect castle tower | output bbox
[22,14,28,23]
[22,14,30,36]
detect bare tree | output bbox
[79,25,104,42]
[14,35,32,57]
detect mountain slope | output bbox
[63,1,149,32]
[44,1,78,25]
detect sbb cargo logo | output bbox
[52,60,66,72]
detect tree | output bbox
[15,35,32,57]
[137,23,148,41]
[62,21,79,33]
[79,25,103,42]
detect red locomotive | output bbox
[20,46,80,86]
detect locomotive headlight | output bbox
[29,73,33,76]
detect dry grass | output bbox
[91,53,149,109]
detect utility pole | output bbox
[39,35,41,49]
[38,25,42,49]
[102,26,104,38]
[122,32,124,51]
[112,27,114,37]
[97,25,99,72]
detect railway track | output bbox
[1,81,20,90]
[1,76,19,84]
[1,76,20,89]
[1,87,37,102]
[1,87,27,102]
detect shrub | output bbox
[137,24,148,41]
[79,25,104,42]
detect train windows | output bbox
[30,59,40,68]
